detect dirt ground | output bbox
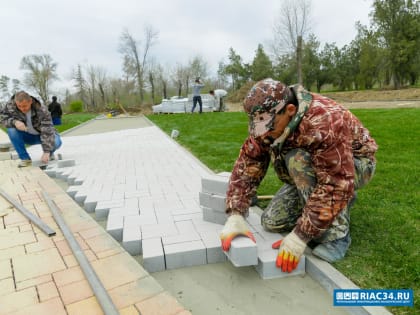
[227,87,420,112]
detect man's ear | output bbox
[286,104,297,117]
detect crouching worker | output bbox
[0,91,62,167]
[220,79,377,272]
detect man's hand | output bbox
[272,231,306,273]
[220,214,256,251]
[41,152,50,164]
[14,120,27,132]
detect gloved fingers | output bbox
[221,231,256,251]
[276,250,299,273]
[246,231,256,243]
[272,239,283,249]
[221,234,234,251]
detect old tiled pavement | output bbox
[0,159,191,314]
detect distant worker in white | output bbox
[209,89,228,112]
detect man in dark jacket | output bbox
[48,96,63,125]
[220,79,377,272]
[0,91,62,167]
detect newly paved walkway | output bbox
[0,116,392,315]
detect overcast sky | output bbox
[1,0,372,93]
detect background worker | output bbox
[48,95,63,125]
[0,91,62,167]
[191,78,205,113]
[220,78,377,272]
[209,89,228,111]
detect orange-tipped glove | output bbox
[272,231,306,273]
[220,214,256,251]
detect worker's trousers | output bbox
[261,149,376,243]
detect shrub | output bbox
[69,100,83,113]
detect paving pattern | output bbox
[32,125,305,278]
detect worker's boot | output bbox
[18,159,32,168]
[311,194,356,263]
[312,233,351,263]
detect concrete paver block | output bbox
[224,236,258,267]
[122,226,142,255]
[161,231,201,245]
[164,240,206,269]
[106,214,124,241]
[141,223,179,240]
[201,173,230,195]
[200,231,227,264]
[255,248,306,279]
[202,206,227,225]
[57,160,76,168]
[142,238,165,273]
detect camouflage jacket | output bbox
[0,96,57,153]
[226,89,378,241]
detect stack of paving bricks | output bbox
[199,172,230,225]
[37,127,305,279]
[199,171,306,278]
[0,159,192,315]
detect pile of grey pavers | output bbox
[199,172,305,279]
[152,94,216,114]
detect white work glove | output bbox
[272,231,307,273]
[220,214,256,251]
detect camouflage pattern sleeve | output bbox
[36,105,56,153]
[0,101,22,127]
[226,136,270,217]
[291,96,377,241]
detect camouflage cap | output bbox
[243,78,290,137]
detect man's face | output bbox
[15,99,32,113]
[258,104,297,143]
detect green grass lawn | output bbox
[148,109,419,315]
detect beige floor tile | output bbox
[0,286,38,314]
[0,229,35,250]
[109,277,164,309]
[0,278,15,295]
[7,297,66,315]
[13,248,66,282]
[66,296,104,315]
[37,281,59,302]
[119,305,140,315]
[58,279,93,305]
[0,259,11,279]
[136,291,185,315]
[16,274,52,290]
[53,266,84,287]
[92,252,148,290]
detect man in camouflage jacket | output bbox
[0,91,62,167]
[220,79,377,272]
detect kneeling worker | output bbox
[220,79,377,272]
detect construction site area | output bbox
[0,115,395,315]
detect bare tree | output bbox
[118,25,159,105]
[271,0,312,84]
[20,54,58,105]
